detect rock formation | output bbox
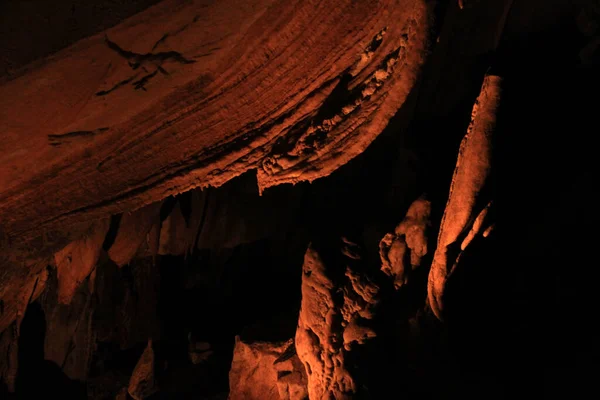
[427,74,501,321]
[0,0,434,258]
[229,337,307,400]
[1,0,598,398]
[128,339,158,400]
[379,195,431,289]
[295,238,380,399]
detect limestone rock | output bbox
[54,219,109,304]
[228,337,307,400]
[379,195,431,288]
[195,174,304,251]
[128,339,157,400]
[0,0,436,340]
[108,202,162,267]
[427,74,502,320]
[41,273,96,381]
[158,201,190,256]
[274,343,309,400]
[0,0,434,275]
[295,238,379,399]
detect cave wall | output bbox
[0,0,163,78]
[1,0,599,398]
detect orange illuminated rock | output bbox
[427,74,502,320]
[54,219,110,303]
[0,0,433,255]
[0,323,18,392]
[0,0,435,336]
[228,337,307,400]
[295,238,379,399]
[379,195,431,288]
[128,339,158,400]
[108,202,162,267]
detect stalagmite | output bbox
[0,0,591,398]
[379,195,431,288]
[427,74,502,320]
[295,238,379,399]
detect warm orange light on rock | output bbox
[427,74,502,320]
[295,238,379,399]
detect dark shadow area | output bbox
[149,220,310,398]
[0,0,163,78]
[439,14,600,399]
[15,302,87,398]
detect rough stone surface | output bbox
[0,1,594,398]
[379,195,431,288]
[0,1,435,325]
[54,219,109,304]
[228,337,307,400]
[128,339,157,400]
[108,202,162,267]
[0,0,434,254]
[158,201,190,256]
[427,74,501,320]
[295,238,379,399]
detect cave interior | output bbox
[1,0,599,399]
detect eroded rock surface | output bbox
[54,219,109,304]
[427,74,501,320]
[0,0,436,339]
[295,237,380,399]
[228,337,307,400]
[128,339,157,400]
[108,203,162,267]
[379,195,431,288]
[0,1,592,398]
[0,0,434,258]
